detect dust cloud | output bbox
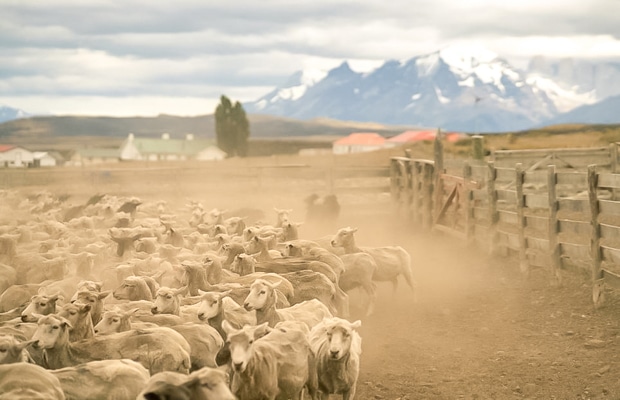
[3,163,620,399]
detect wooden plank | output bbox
[524,193,548,209]
[556,171,588,186]
[589,165,604,307]
[526,236,549,251]
[602,268,620,289]
[601,245,620,264]
[496,189,516,203]
[600,223,620,240]
[516,163,529,276]
[498,209,518,225]
[598,199,620,217]
[560,242,591,261]
[558,218,590,237]
[557,198,589,214]
[497,230,520,250]
[525,215,548,232]
[522,170,547,186]
[495,167,516,182]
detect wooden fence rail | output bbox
[391,141,620,307]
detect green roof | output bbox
[131,138,214,156]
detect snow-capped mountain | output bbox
[0,105,31,124]
[245,46,620,133]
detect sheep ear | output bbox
[98,290,111,300]
[266,280,281,289]
[60,317,73,329]
[219,290,232,298]
[31,313,45,321]
[174,286,188,296]
[253,322,271,339]
[124,308,141,317]
[221,320,235,336]
[349,320,362,330]
[79,303,92,313]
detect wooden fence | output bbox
[391,140,620,307]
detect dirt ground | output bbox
[4,163,620,400]
[350,213,620,400]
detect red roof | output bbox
[0,145,15,153]
[334,133,386,146]
[388,130,464,143]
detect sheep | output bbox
[0,362,66,400]
[223,320,315,400]
[112,275,158,302]
[0,262,16,294]
[73,289,111,326]
[93,308,157,335]
[274,207,292,227]
[245,235,283,261]
[224,216,247,236]
[339,253,378,316]
[310,317,363,400]
[109,227,142,257]
[32,314,191,374]
[137,367,235,400]
[50,359,150,400]
[21,293,61,323]
[196,290,257,365]
[331,227,417,296]
[57,302,94,341]
[244,278,332,329]
[0,334,36,364]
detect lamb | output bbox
[73,289,111,325]
[224,216,246,236]
[244,278,333,329]
[93,308,157,335]
[223,320,315,400]
[32,314,191,374]
[109,227,142,257]
[331,227,417,296]
[273,207,293,227]
[0,363,66,400]
[50,359,150,400]
[137,367,235,400]
[310,317,363,400]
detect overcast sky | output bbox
[1,0,619,117]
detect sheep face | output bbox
[94,311,128,335]
[21,294,59,322]
[326,324,354,360]
[224,323,268,373]
[186,367,235,400]
[32,315,71,349]
[151,287,185,315]
[58,302,91,327]
[0,335,34,364]
[197,293,220,321]
[243,280,274,311]
[330,227,358,248]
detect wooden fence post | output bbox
[487,161,499,256]
[610,143,618,200]
[422,163,434,231]
[433,129,444,223]
[547,165,562,286]
[390,158,400,204]
[398,159,411,218]
[463,161,474,244]
[588,164,604,307]
[472,135,485,161]
[411,162,421,226]
[515,163,529,277]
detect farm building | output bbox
[69,148,121,166]
[333,132,387,154]
[386,130,465,146]
[120,133,226,161]
[0,146,64,167]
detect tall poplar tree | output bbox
[215,95,250,157]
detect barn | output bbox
[120,133,225,161]
[386,130,465,146]
[332,132,387,154]
[0,145,34,167]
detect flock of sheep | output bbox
[0,189,416,400]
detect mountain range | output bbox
[0,105,30,124]
[245,45,620,133]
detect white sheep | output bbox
[0,362,66,400]
[222,320,314,400]
[331,227,417,297]
[243,278,332,329]
[32,314,191,374]
[310,317,363,400]
[137,367,236,400]
[51,359,150,400]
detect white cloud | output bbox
[1,0,619,116]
